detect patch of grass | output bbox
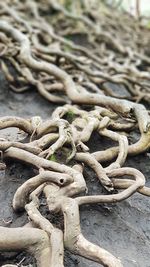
[49,154,57,162]
[63,44,72,52]
[147,21,150,28]
[64,0,72,11]
[66,110,75,123]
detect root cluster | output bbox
[0,1,150,266]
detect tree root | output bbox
[0,105,149,266]
[0,226,51,267]
[0,1,150,266]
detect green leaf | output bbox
[66,110,75,122]
[147,21,150,28]
[65,0,72,11]
[49,154,57,162]
[63,44,72,52]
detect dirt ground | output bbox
[0,69,150,267]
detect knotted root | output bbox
[13,170,73,211]
[25,187,64,267]
[0,1,150,266]
[0,106,150,266]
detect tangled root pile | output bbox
[0,1,150,266]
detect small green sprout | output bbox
[66,110,75,123]
[49,154,57,162]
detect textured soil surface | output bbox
[0,70,150,267]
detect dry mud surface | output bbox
[0,70,150,267]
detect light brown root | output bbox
[76,168,145,205]
[75,152,113,190]
[61,198,123,267]
[25,201,64,267]
[13,170,73,211]
[0,226,51,267]
[1,2,150,266]
[113,178,150,197]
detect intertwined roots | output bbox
[0,1,150,267]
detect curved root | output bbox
[0,1,150,266]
